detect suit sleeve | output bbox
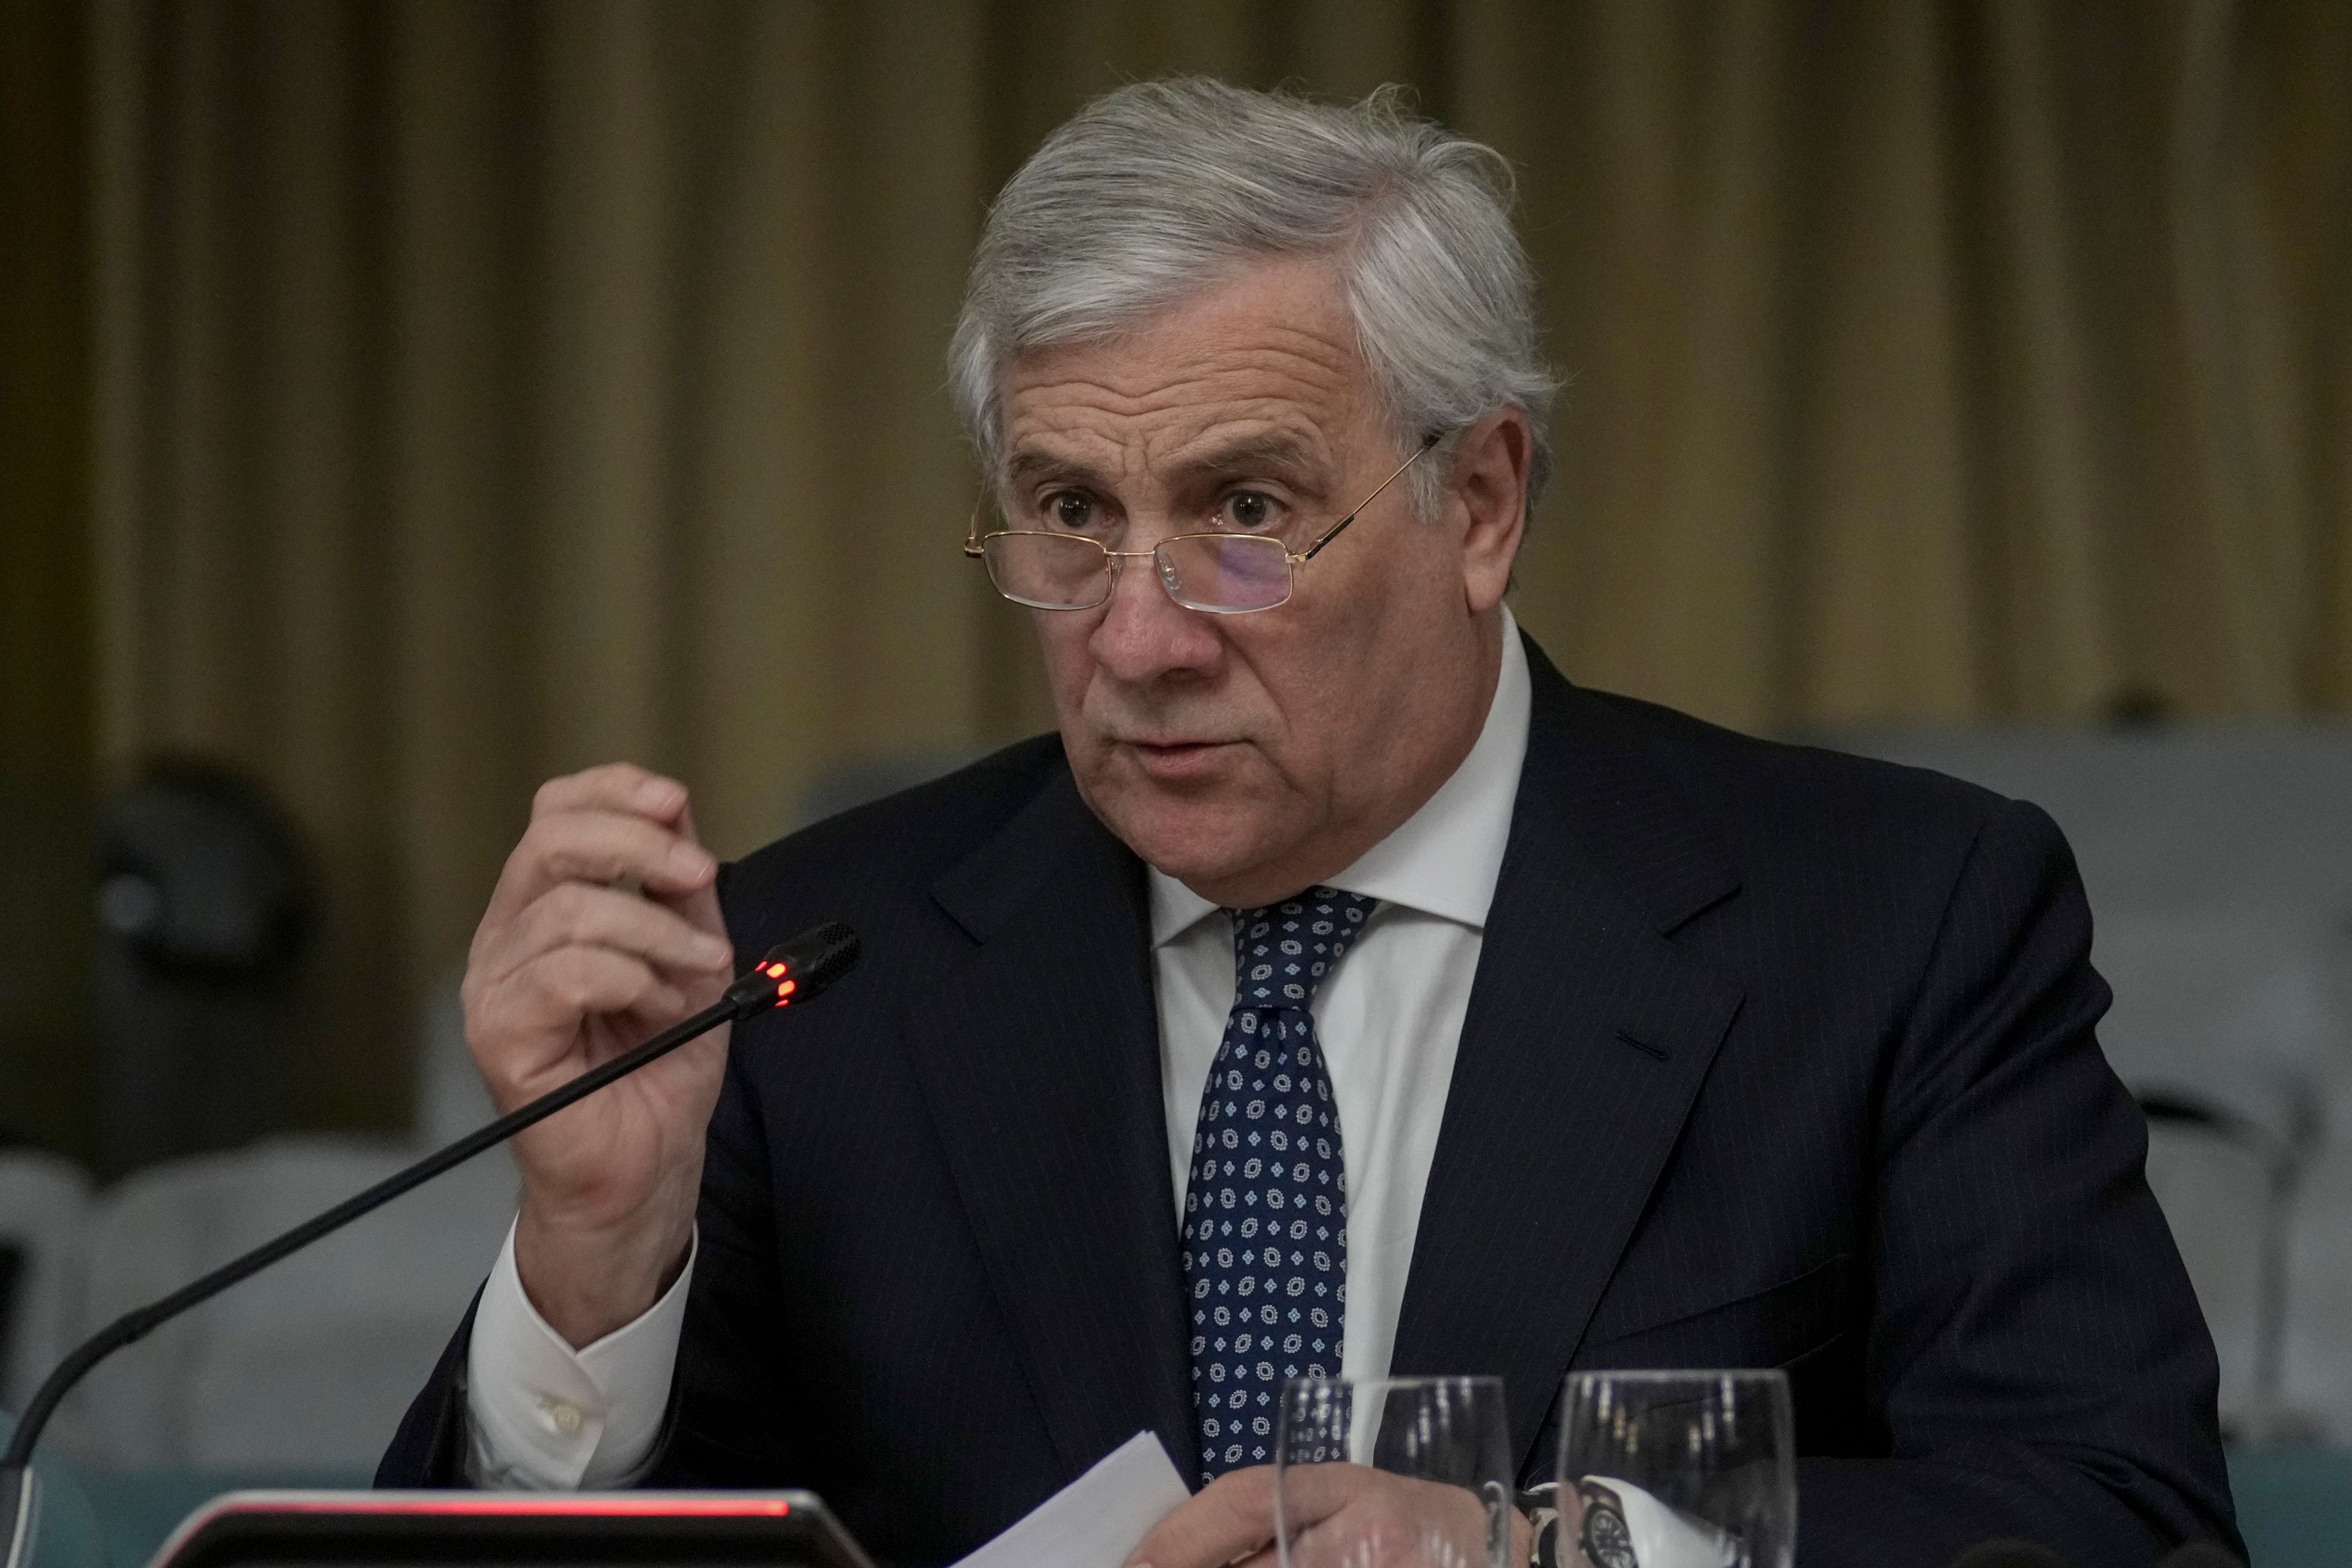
[639,1003,802,1486]
[1795,798,2240,1568]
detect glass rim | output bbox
[1281,1373,1507,1392]
[1562,1368,1790,1384]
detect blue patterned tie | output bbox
[1183,886,1378,1482]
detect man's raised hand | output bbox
[462,763,734,1348]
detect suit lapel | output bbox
[1389,642,1746,1473]
[901,767,1196,1483]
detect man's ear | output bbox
[1449,409,1533,613]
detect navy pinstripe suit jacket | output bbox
[383,635,2239,1568]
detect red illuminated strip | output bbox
[249,1496,793,1518]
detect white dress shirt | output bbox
[464,611,1532,1489]
[1148,612,1529,1387]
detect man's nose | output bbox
[1089,545,1223,682]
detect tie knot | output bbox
[1229,887,1378,1011]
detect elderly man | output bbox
[382,80,2236,1568]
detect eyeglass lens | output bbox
[982,532,1294,613]
[1161,534,1291,611]
[982,533,1110,609]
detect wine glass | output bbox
[1555,1370,1795,1568]
[1274,1375,1515,1568]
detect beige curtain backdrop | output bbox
[85,0,2351,1128]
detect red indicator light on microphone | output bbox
[725,921,854,1017]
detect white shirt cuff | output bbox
[462,1218,695,1489]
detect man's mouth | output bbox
[1118,737,1238,778]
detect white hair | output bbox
[948,78,1558,518]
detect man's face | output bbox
[997,258,1527,908]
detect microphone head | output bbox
[725,919,862,1015]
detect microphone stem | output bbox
[0,992,741,1471]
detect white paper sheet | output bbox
[949,1430,1192,1568]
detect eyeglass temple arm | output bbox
[963,506,986,557]
[1298,434,1441,562]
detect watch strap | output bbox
[1516,1483,1566,1568]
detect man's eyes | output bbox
[1027,486,1292,534]
[1038,492,1110,533]
[1216,491,1287,533]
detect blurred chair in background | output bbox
[55,1133,514,1477]
[53,973,516,1480]
[91,760,313,1180]
[0,1152,91,1415]
[1,963,519,1565]
[2096,908,2339,1455]
[2138,1080,2323,1447]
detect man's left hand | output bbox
[1124,1463,1534,1568]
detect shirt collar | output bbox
[1147,606,1532,946]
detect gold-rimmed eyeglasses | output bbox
[964,435,1438,614]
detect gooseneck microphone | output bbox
[0,919,860,1567]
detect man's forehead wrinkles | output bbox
[1008,350,1352,417]
[1005,410,1335,489]
[1007,369,1229,428]
[1159,426,1332,483]
[1005,380,1359,485]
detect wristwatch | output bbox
[1577,1480,1638,1568]
[1517,1480,1637,1568]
